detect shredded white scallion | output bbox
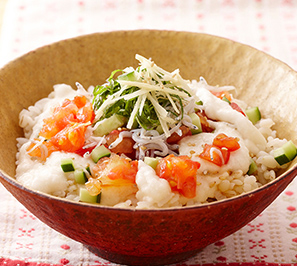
[117,80,189,98]
[127,95,142,129]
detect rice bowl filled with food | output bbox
[15,54,297,209]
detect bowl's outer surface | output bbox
[1,30,297,265]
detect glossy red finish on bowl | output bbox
[0,30,297,265]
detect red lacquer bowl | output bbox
[1,31,297,265]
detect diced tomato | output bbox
[198,144,230,167]
[230,102,246,116]
[74,146,95,157]
[30,96,95,160]
[92,154,138,187]
[39,101,79,139]
[212,133,240,151]
[155,154,200,198]
[199,133,240,166]
[220,147,230,165]
[72,95,87,108]
[166,125,192,144]
[76,102,95,123]
[87,155,137,196]
[50,122,90,152]
[211,91,232,102]
[107,159,138,183]
[105,129,135,157]
[39,96,95,139]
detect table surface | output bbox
[1,1,297,266]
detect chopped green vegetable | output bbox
[245,107,261,125]
[155,125,164,134]
[274,140,297,165]
[92,54,194,137]
[92,69,122,111]
[61,158,75,172]
[144,157,159,169]
[189,113,202,134]
[247,158,257,175]
[74,170,87,184]
[222,96,231,104]
[93,114,127,137]
[79,188,101,203]
[91,145,111,163]
[118,71,138,81]
[86,165,91,175]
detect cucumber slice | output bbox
[86,165,91,175]
[274,140,297,165]
[144,157,159,170]
[156,125,164,134]
[245,107,261,125]
[93,114,127,137]
[74,170,87,184]
[61,158,75,172]
[247,158,257,175]
[79,188,101,204]
[189,113,202,134]
[222,96,231,104]
[118,71,137,81]
[91,145,111,163]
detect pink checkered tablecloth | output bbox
[1,0,297,265]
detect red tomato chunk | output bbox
[199,133,240,167]
[156,154,200,198]
[27,96,95,160]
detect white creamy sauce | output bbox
[135,160,176,208]
[193,85,266,155]
[179,121,250,175]
[16,84,94,195]
[16,147,88,195]
[16,148,68,194]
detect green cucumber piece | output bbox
[61,158,75,172]
[156,125,164,134]
[91,145,111,163]
[194,101,203,112]
[93,114,127,137]
[79,188,101,203]
[144,157,159,170]
[118,71,137,81]
[247,158,257,175]
[86,165,91,175]
[245,107,261,125]
[222,96,231,104]
[274,140,297,165]
[74,170,87,184]
[189,113,202,134]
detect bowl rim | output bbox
[1,29,297,212]
[3,29,295,73]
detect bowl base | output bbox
[85,245,199,266]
